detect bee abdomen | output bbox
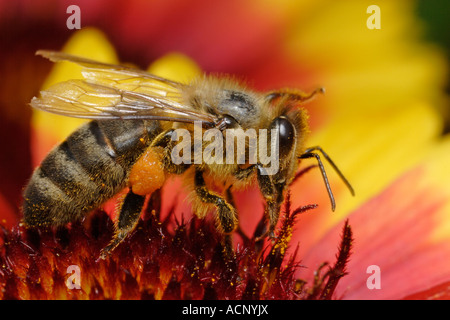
[23,120,161,227]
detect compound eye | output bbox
[271,117,296,157]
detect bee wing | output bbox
[31,50,217,125]
[36,50,181,88]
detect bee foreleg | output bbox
[194,169,237,258]
[195,170,238,238]
[256,166,284,239]
[100,189,145,259]
[224,185,250,245]
[194,169,238,235]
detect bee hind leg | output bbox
[99,189,145,259]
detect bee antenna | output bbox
[299,146,354,211]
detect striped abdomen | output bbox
[23,119,162,227]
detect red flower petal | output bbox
[297,165,450,299]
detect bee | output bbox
[23,51,354,258]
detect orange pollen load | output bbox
[129,146,166,196]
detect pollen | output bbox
[129,146,166,196]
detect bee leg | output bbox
[231,165,265,243]
[152,129,191,175]
[194,169,237,257]
[150,129,174,148]
[225,186,251,245]
[233,164,256,181]
[100,189,145,259]
[256,166,284,241]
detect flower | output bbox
[0,0,449,300]
[0,189,354,299]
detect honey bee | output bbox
[23,51,354,258]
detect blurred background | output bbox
[0,0,448,226]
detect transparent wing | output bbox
[31,50,217,125]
